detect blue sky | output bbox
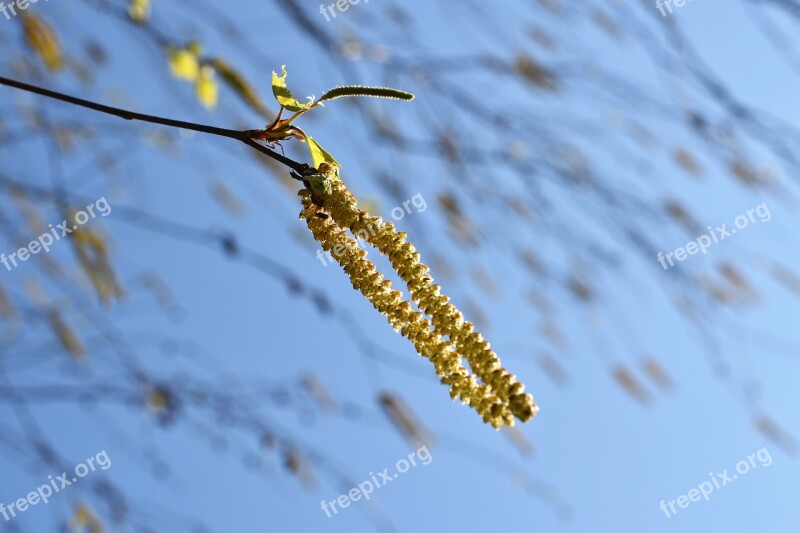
[1,1,799,532]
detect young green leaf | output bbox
[195,65,218,109]
[317,85,415,104]
[271,65,313,113]
[305,136,340,173]
[167,47,199,81]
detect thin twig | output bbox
[0,76,311,177]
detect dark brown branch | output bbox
[0,76,311,178]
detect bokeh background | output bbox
[0,0,798,531]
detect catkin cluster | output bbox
[299,177,539,427]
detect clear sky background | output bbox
[0,1,798,532]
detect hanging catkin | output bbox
[299,178,538,427]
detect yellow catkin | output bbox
[319,180,538,423]
[300,190,514,427]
